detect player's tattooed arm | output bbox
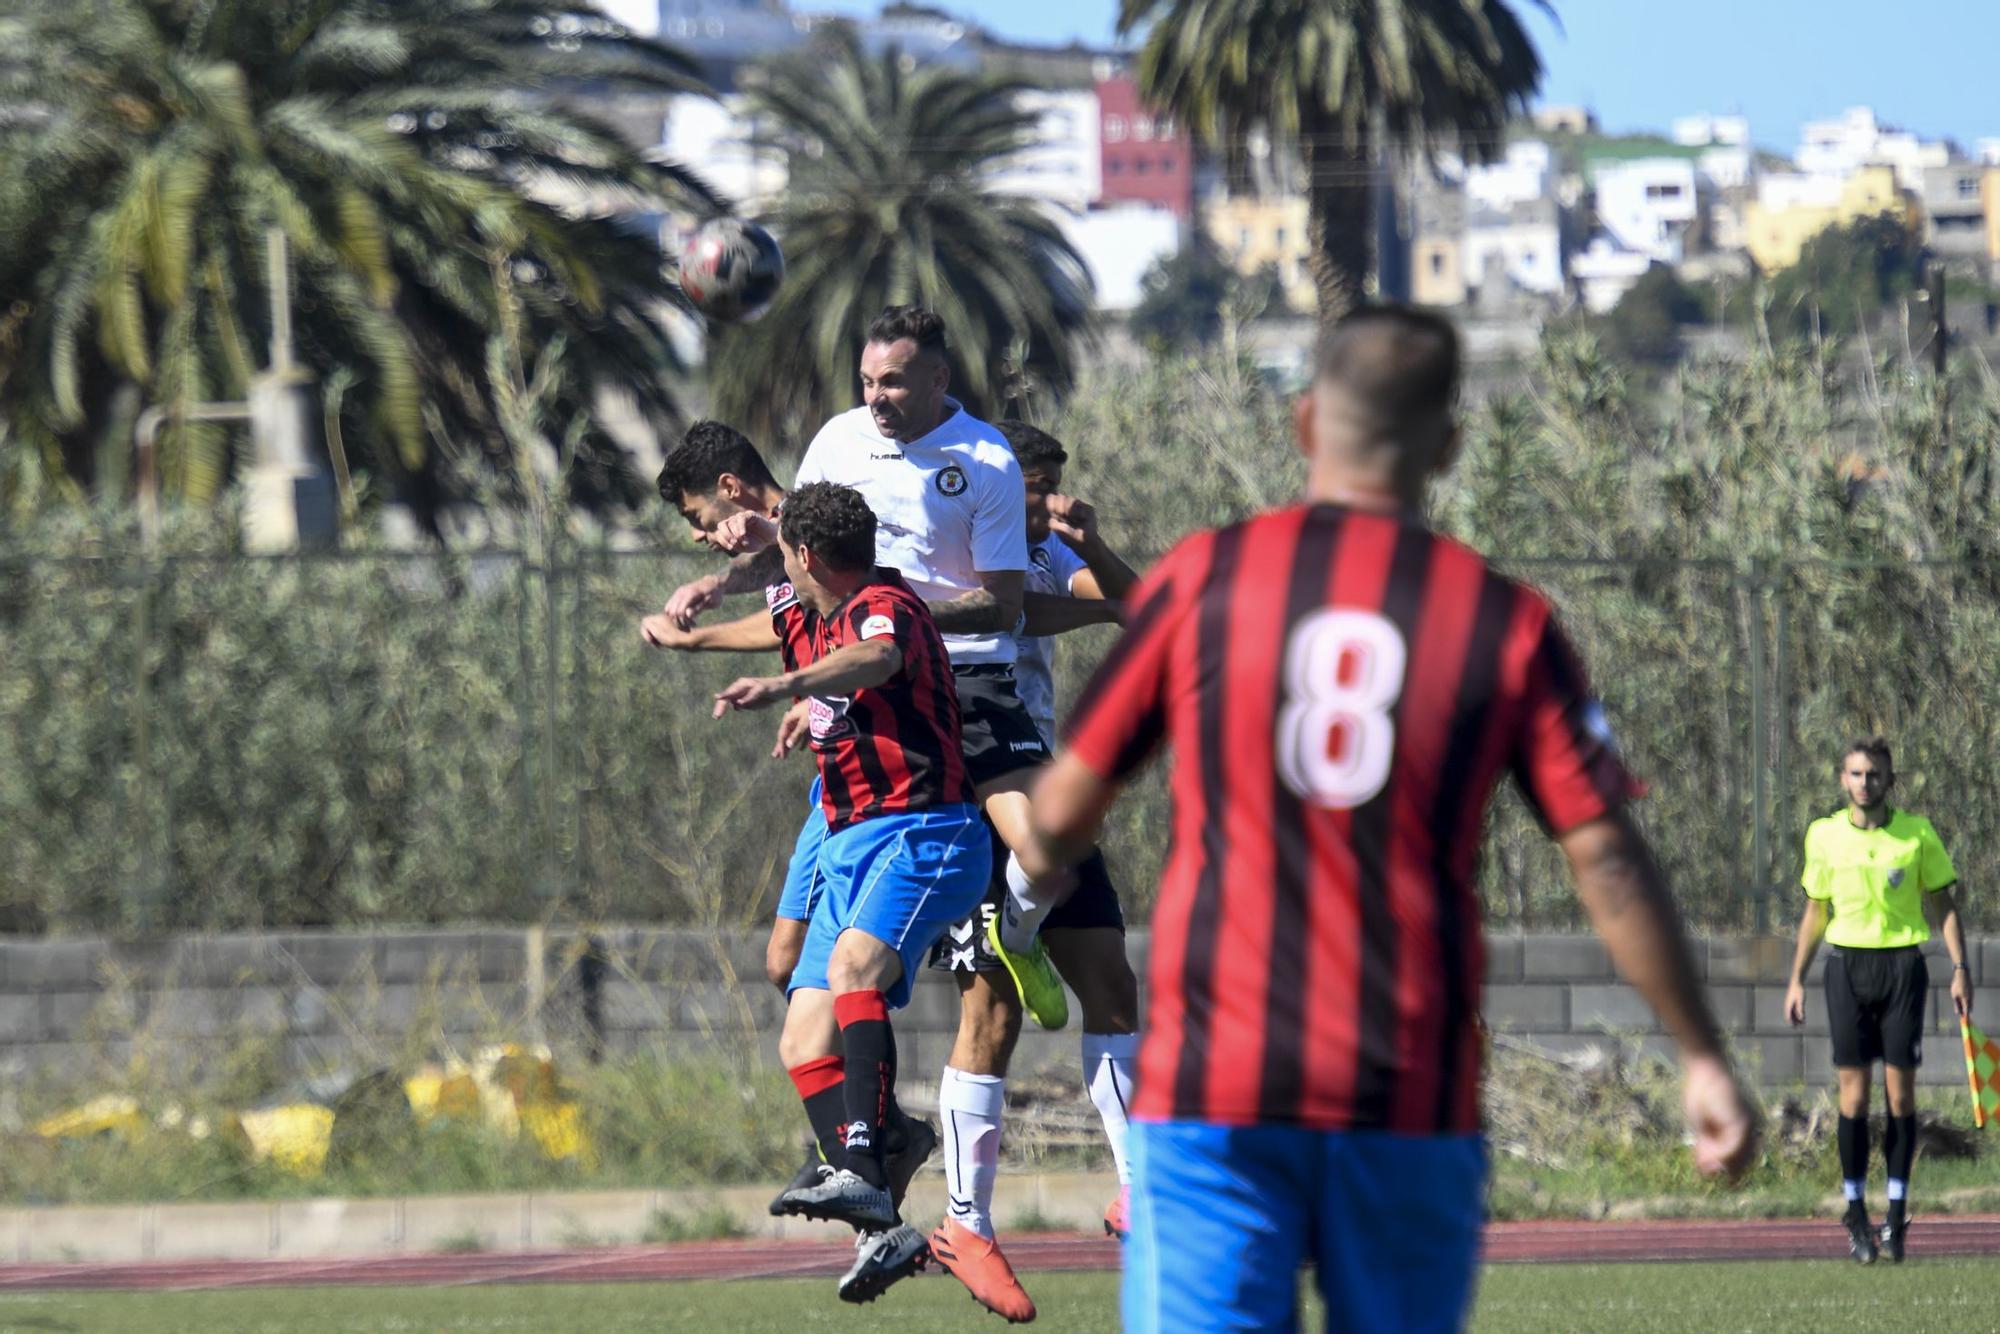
[642,607,782,653]
[927,569,1023,634]
[665,547,785,629]
[712,640,904,717]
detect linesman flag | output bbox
[1961,1016,2000,1128]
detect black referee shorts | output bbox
[952,664,1050,788]
[1825,945,1928,1070]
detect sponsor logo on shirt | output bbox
[809,694,856,743]
[765,581,798,613]
[935,465,968,496]
[859,614,896,641]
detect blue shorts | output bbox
[787,804,992,1009]
[775,778,828,923]
[1123,1122,1485,1333]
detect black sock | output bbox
[835,988,895,1189]
[1886,1114,1916,1212]
[787,1055,849,1171]
[1837,1114,1870,1195]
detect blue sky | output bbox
[812,0,1997,154]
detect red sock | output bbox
[787,1054,848,1171]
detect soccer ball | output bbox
[675,217,784,323]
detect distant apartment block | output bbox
[1095,74,1194,219]
[1533,104,1597,136]
[1204,194,1312,311]
[1744,165,1916,271]
[1796,106,1947,191]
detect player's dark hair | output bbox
[780,482,877,573]
[656,420,776,502]
[1840,735,1894,776]
[997,419,1068,473]
[1315,303,1461,434]
[866,304,948,360]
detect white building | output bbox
[984,89,1102,215]
[1059,206,1181,312]
[1570,239,1654,313]
[1591,158,1701,264]
[659,93,788,212]
[1796,106,1948,191]
[1464,197,1566,301]
[1463,140,1555,213]
[1978,139,2000,167]
[1672,114,1749,148]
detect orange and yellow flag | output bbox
[1961,1017,2000,1129]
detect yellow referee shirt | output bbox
[1802,808,1957,950]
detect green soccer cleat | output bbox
[986,913,1068,1030]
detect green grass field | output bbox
[0,1261,1989,1333]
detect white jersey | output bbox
[795,402,1027,665]
[1013,534,1090,747]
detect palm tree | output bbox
[0,0,715,525]
[706,26,1094,445]
[1117,0,1547,334]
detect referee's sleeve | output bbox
[1801,823,1833,900]
[1919,819,1959,892]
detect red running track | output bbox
[2,1218,1998,1292]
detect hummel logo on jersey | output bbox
[935,465,968,496]
[870,451,905,461]
[1009,740,1043,752]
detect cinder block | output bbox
[477,932,529,982]
[1570,984,1658,1033]
[0,993,47,1043]
[268,933,378,987]
[675,983,782,1034]
[1923,950,1959,985]
[1480,984,1566,1030]
[285,987,333,1035]
[1704,984,1755,1033]
[20,1204,149,1262]
[401,1194,530,1253]
[1734,1034,1804,1085]
[176,935,277,988]
[0,939,108,990]
[1753,985,1825,1035]
[150,991,232,1038]
[274,1197,401,1257]
[43,991,108,1041]
[1706,937,1792,983]
[901,975,963,1032]
[601,979,672,1032]
[1520,935,1610,982]
[152,1202,275,1260]
[232,987,288,1034]
[1803,1040,1838,1085]
[380,931,483,984]
[1481,935,1524,983]
[527,1190,657,1249]
[1981,939,2000,986]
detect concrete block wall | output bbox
[0,929,1986,1091]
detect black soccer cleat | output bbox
[770,1140,828,1217]
[1880,1210,1908,1263]
[885,1113,938,1214]
[1844,1204,1879,1264]
[838,1224,931,1304]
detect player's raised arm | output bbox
[1046,494,1141,602]
[643,607,783,653]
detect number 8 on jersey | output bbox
[1276,608,1407,809]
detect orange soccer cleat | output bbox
[928,1218,1037,1323]
[1102,1185,1130,1241]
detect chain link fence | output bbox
[3,548,1996,935]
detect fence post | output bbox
[1747,558,1771,935]
[1770,564,1790,935]
[128,553,155,933]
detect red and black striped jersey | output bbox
[767,580,817,673]
[1063,504,1641,1136]
[769,569,973,831]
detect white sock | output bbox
[1082,1032,1139,1186]
[1888,1177,1907,1202]
[1000,853,1069,954]
[1843,1179,1864,1202]
[939,1066,1005,1239]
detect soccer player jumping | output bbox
[710,482,991,1303]
[1025,305,1760,1331]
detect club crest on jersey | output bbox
[1887,867,1906,887]
[1030,546,1053,571]
[935,465,968,497]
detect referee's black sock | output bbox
[834,989,895,1190]
[1837,1114,1870,1204]
[1885,1114,1916,1218]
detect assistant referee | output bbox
[1784,736,1971,1264]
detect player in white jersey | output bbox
[662,308,1088,1320]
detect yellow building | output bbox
[1983,168,2000,264]
[1743,166,1919,272]
[1203,194,1315,312]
